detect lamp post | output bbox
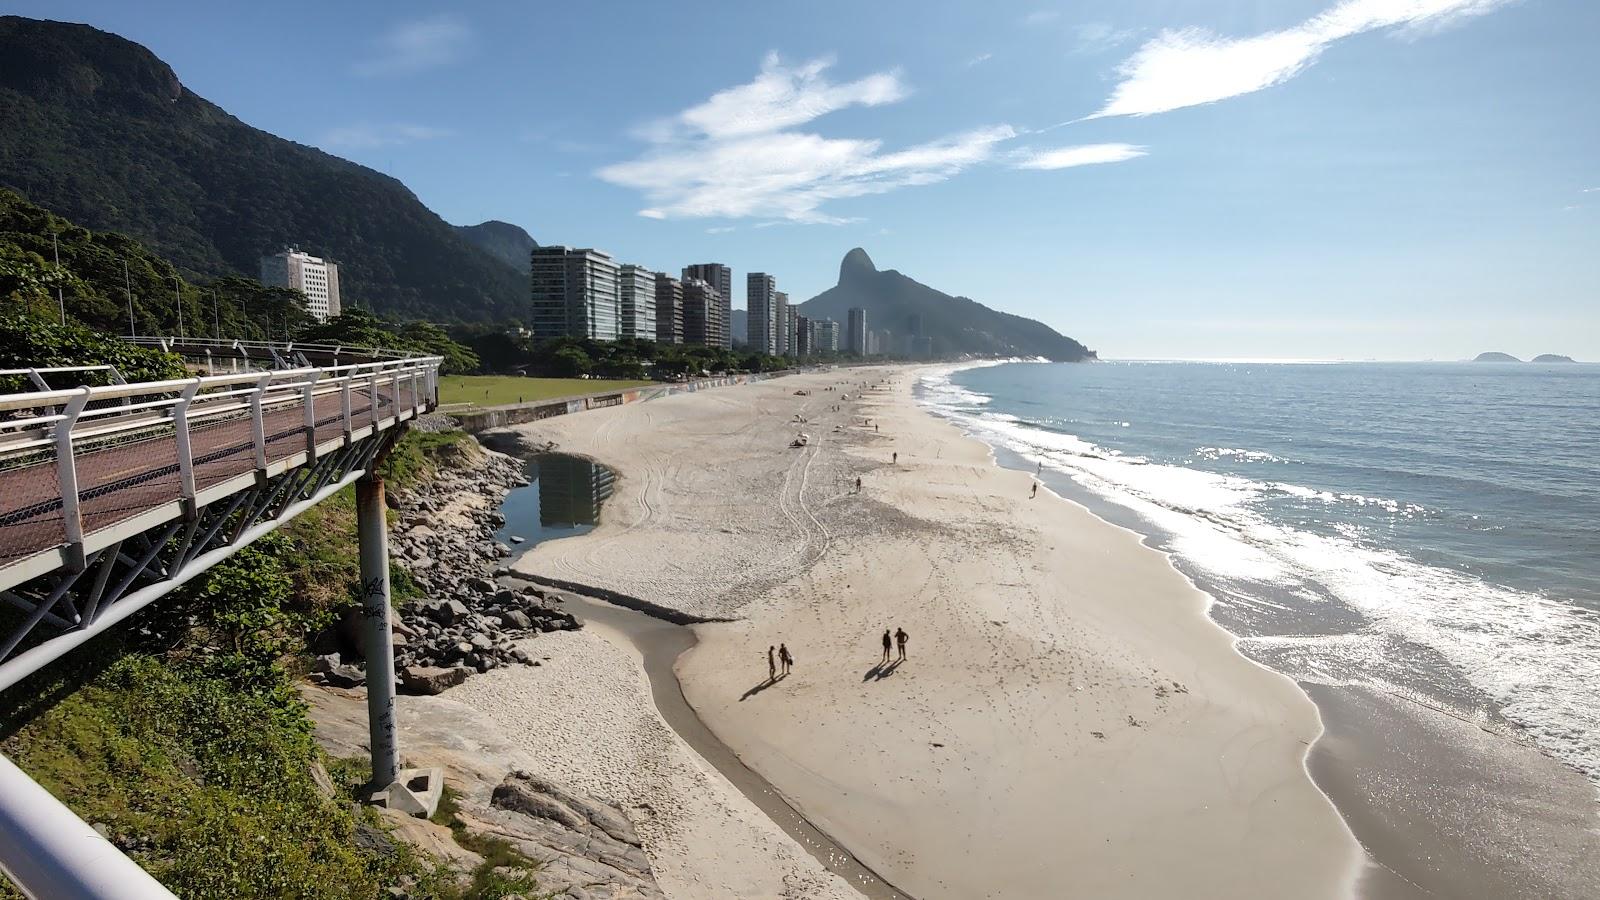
[173,276,184,340]
[123,259,136,337]
[51,232,65,326]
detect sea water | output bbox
[918,360,1600,786]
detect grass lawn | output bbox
[437,374,655,408]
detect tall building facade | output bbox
[681,278,719,346]
[773,291,790,356]
[746,273,777,355]
[617,264,658,340]
[846,307,868,355]
[683,263,732,349]
[530,247,620,341]
[816,319,840,352]
[654,274,684,344]
[795,314,812,357]
[261,249,341,322]
[783,303,798,357]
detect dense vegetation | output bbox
[456,330,795,379]
[1,187,312,341]
[298,309,479,376]
[0,16,527,322]
[0,311,187,391]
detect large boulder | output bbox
[399,665,471,695]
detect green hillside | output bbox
[0,16,527,323]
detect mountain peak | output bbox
[840,247,877,283]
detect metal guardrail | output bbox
[0,344,441,899]
[129,336,419,368]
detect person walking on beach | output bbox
[856,476,862,493]
[1030,482,1039,499]
[768,645,777,683]
[892,452,898,465]
[779,643,794,676]
[895,627,909,662]
[881,629,893,664]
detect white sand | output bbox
[497,367,1365,899]
[447,624,858,900]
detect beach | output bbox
[472,366,1365,899]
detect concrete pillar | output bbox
[356,471,400,789]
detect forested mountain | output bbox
[455,221,538,275]
[0,16,527,322]
[800,249,1095,361]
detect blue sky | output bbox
[14,0,1599,359]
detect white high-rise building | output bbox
[531,246,621,341]
[618,264,658,340]
[260,249,341,322]
[774,291,791,356]
[747,273,777,355]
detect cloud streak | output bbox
[354,15,471,77]
[1012,143,1148,170]
[1088,0,1512,119]
[599,55,1019,224]
[321,123,452,149]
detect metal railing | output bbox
[129,336,420,368]
[0,345,441,899]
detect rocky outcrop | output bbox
[303,688,665,900]
[308,436,580,692]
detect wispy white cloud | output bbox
[705,226,738,234]
[641,52,906,142]
[967,52,994,67]
[598,55,1018,224]
[1073,23,1138,54]
[1582,187,1600,193]
[1089,0,1513,119]
[1012,143,1148,170]
[354,15,471,77]
[320,123,452,149]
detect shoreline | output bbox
[915,361,1600,899]
[493,366,1365,899]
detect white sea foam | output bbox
[916,366,1600,786]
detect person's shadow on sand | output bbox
[863,660,902,681]
[740,674,786,701]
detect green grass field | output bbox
[437,374,654,408]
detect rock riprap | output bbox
[310,440,580,693]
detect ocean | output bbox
[918,359,1600,788]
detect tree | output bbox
[549,346,591,378]
[0,311,188,391]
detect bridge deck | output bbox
[0,382,414,573]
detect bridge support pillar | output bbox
[356,471,400,790]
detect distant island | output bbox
[1473,352,1580,363]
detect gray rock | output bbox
[399,665,472,695]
